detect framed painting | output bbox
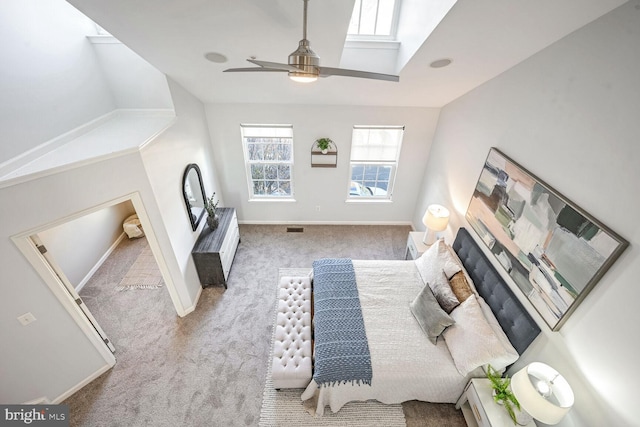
[466,148,628,330]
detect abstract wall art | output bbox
[466,148,628,330]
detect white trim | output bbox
[52,363,114,404]
[238,220,413,226]
[0,110,118,177]
[11,235,117,369]
[0,110,176,189]
[11,192,189,402]
[182,285,203,316]
[24,397,51,405]
[248,198,297,203]
[87,35,121,44]
[345,199,393,204]
[75,232,127,293]
[344,40,401,50]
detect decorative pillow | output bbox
[415,239,462,287]
[429,271,460,314]
[443,295,518,376]
[446,245,478,295]
[409,284,455,345]
[449,271,474,303]
[476,296,520,371]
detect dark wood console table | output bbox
[191,208,239,288]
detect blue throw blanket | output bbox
[312,258,372,387]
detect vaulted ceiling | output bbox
[67,0,626,107]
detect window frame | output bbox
[347,0,402,41]
[346,125,404,201]
[240,124,295,201]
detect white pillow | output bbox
[415,239,461,286]
[443,295,518,376]
[476,296,520,371]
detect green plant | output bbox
[316,137,333,151]
[486,364,521,425]
[204,192,219,217]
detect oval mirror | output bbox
[182,163,207,231]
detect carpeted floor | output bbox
[63,224,466,427]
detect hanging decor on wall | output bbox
[466,148,628,330]
[311,138,337,167]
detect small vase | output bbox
[206,214,219,230]
[321,148,328,154]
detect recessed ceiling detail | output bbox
[204,52,228,63]
[430,58,452,68]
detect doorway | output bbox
[11,192,182,372]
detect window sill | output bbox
[344,39,401,50]
[248,198,297,203]
[345,198,393,203]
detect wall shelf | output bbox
[311,140,338,168]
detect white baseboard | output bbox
[181,285,203,317]
[24,397,50,404]
[237,220,414,226]
[75,232,127,292]
[52,362,114,404]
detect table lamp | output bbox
[422,204,450,245]
[511,362,574,425]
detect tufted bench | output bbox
[272,275,312,389]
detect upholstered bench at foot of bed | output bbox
[272,276,312,389]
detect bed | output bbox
[300,227,541,415]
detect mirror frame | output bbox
[182,163,207,231]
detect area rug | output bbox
[115,243,163,290]
[258,268,406,427]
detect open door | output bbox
[30,234,116,353]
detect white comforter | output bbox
[301,260,481,415]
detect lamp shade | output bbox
[511,362,574,425]
[422,204,450,232]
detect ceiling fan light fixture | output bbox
[288,72,318,83]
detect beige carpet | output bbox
[63,225,466,427]
[115,242,163,290]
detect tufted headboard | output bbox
[453,228,540,355]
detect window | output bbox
[241,124,294,200]
[348,126,404,200]
[348,0,401,39]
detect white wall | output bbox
[206,104,439,224]
[91,41,174,110]
[415,3,640,425]
[38,200,134,288]
[139,78,221,309]
[0,1,222,404]
[0,0,115,163]
[0,154,166,404]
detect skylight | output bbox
[348,0,401,39]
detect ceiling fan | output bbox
[224,0,399,83]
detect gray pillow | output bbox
[409,284,455,344]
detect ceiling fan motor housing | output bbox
[288,39,320,77]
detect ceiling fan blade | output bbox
[224,67,288,73]
[318,66,399,82]
[247,59,302,72]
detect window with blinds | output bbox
[348,125,404,200]
[240,124,294,199]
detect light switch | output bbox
[17,312,37,326]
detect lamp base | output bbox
[515,409,533,426]
[423,229,437,246]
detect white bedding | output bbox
[301,259,482,415]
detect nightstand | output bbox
[405,231,429,260]
[455,378,535,427]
